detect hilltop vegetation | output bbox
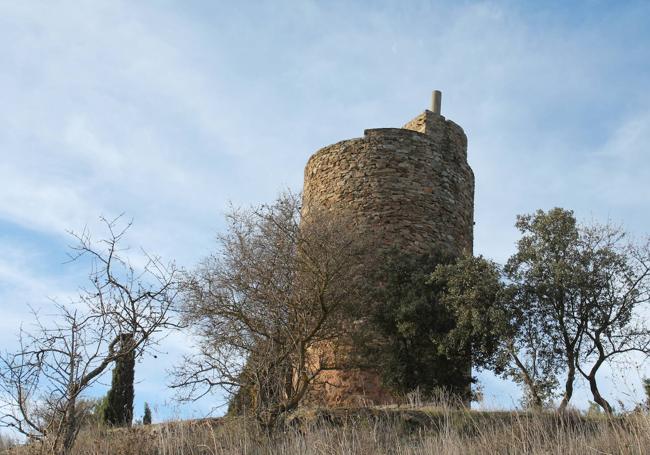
[1,195,650,454]
[4,402,650,455]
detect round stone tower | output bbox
[302,91,475,405]
[304,91,474,258]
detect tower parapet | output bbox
[303,92,473,258]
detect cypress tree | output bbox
[103,334,135,427]
[143,402,152,425]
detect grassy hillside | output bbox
[3,405,650,455]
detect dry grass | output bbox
[0,435,16,452]
[4,407,650,455]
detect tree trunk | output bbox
[558,358,575,412]
[510,350,543,410]
[588,374,613,415]
[587,336,613,415]
[61,397,77,455]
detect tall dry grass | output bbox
[0,434,16,452]
[4,406,650,455]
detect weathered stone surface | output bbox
[302,108,475,407]
[303,111,474,257]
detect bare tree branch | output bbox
[170,192,372,429]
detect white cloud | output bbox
[0,241,76,349]
[577,110,650,210]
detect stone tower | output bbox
[302,91,475,405]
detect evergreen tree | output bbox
[361,250,513,403]
[103,334,135,427]
[359,250,474,399]
[142,402,152,425]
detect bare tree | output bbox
[171,192,370,429]
[0,216,179,455]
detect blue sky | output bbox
[1,0,650,422]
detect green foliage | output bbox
[361,210,591,409]
[505,207,650,413]
[430,255,562,408]
[143,402,152,425]
[102,334,135,427]
[361,250,521,401]
[505,208,581,409]
[430,255,512,373]
[360,250,473,399]
[429,208,650,413]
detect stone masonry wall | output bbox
[303,111,474,257]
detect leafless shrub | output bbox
[171,192,373,429]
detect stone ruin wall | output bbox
[301,108,475,407]
[303,111,474,257]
